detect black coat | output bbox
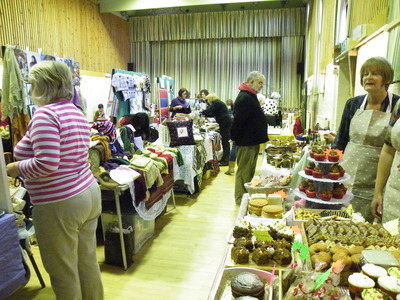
[230,90,268,146]
[202,99,232,128]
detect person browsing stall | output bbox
[6,61,104,300]
[230,71,268,205]
[170,88,191,117]
[330,57,399,222]
[202,93,233,166]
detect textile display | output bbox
[166,120,196,147]
[262,98,278,115]
[157,76,174,121]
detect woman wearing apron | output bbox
[332,57,399,222]
[372,101,400,226]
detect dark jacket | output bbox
[230,90,268,146]
[202,99,232,127]
[332,93,400,150]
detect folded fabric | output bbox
[110,166,141,185]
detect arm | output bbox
[371,143,396,218]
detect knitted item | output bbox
[92,120,116,143]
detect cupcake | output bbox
[348,273,375,297]
[304,162,315,175]
[314,148,326,161]
[327,149,340,162]
[305,185,317,198]
[309,145,318,158]
[332,183,347,199]
[336,164,345,177]
[378,276,400,299]
[388,267,400,279]
[328,164,340,180]
[362,264,388,282]
[361,288,392,300]
[298,181,309,192]
[319,189,332,201]
[312,165,324,178]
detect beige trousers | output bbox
[33,182,104,300]
[235,145,259,204]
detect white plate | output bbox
[294,188,353,205]
[307,156,342,164]
[298,170,350,183]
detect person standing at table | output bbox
[372,100,400,225]
[6,61,104,300]
[170,88,191,117]
[330,57,399,222]
[202,93,232,166]
[230,71,268,205]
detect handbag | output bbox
[104,222,134,268]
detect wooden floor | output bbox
[8,165,239,300]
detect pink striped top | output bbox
[14,100,95,205]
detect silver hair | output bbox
[246,71,265,82]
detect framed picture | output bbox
[28,104,39,118]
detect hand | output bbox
[323,132,336,143]
[371,193,383,219]
[6,162,20,178]
[174,105,183,110]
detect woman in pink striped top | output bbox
[6,61,103,300]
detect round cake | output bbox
[361,288,392,300]
[378,276,400,299]
[230,271,265,299]
[348,273,375,296]
[248,198,268,216]
[261,205,283,219]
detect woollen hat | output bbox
[92,120,116,143]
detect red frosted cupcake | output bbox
[304,162,315,175]
[327,149,340,162]
[328,164,340,180]
[305,185,317,198]
[298,181,309,192]
[319,190,332,201]
[314,151,326,161]
[312,166,324,178]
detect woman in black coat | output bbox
[202,93,232,166]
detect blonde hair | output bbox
[205,93,219,103]
[28,60,73,105]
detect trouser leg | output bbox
[234,145,259,204]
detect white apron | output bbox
[382,117,400,225]
[341,93,393,221]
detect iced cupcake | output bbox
[378,276,400,299]
[362,264,388,282]
[348,273,375,297]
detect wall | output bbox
[0,0,130,73]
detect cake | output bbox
[305,185,317,198]
[327,149,340,162]
[304,162,315,175]
[314,148,326,161]
[362,264,388,281]
[273,248,292,265]
[388,267,400,279]
[328,164,340,180]
[298,181,309,192]
[233,220,252,238]
[230,271,265,299]
[234,237,254,252]
[267,220,285,237]
[311,251,332,270]
[261,205,283,219]
[348,273,375,296]
[276,227,294,242]
[319,189,332,201]
[248,198,269,216]
[231,246,250,264]
[378,276,400,299]
[361,288,392,300]
[254,240,273,249]
[252,247,270,265]
[312,165,324,178]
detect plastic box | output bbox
[101,211,155,254]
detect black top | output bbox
[332,93,400,150]
[230,90,268,146]
[202,99,231,126]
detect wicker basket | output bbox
[244,182,286,196]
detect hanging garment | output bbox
[341,93,393,221]
[382,118,400,225]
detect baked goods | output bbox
[349,246,365,255]
[361,288,392,300]
[319,189,332,201]
[305,185,317,198]
[254,240,273,249]
[230,271,265,299]
[266,194,282,206]
[252,247,270,265]
[304,162,315,175]
[276,227,294,242]
[233,220,252,238]
[273,248,291,265]
[298,181,309,192]
[309,242,328,255]
[362,264,387,281]
[311,251,332,270]
[348,273,375,296]
[248,198,268,216]
[312,165,324,178]
[327,149,340,162]
[313,148,326,161]
[330,246,350,256]
[388,267,400,279]
[332,252,352,271]
[261,205,283,219]
[378,276,400,299]
[234,237,254,252]
[231,246,250,264]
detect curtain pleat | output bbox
[130,8,305,109]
